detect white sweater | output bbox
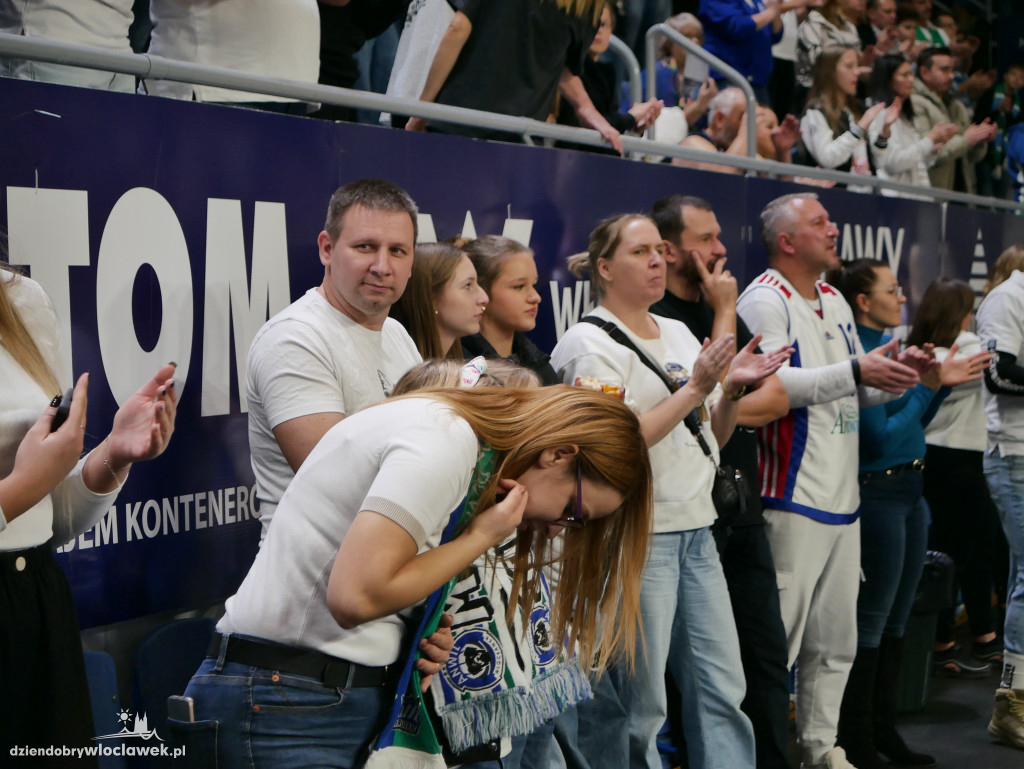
[869,112,936,198]
[0,272,121,550]
[923,332,986,452]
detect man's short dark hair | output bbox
[917,46,953,73]
[324,178,419,243]
[650,195,713,244]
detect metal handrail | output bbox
[0,32,1020,212]
[607,34,642,108]
[644,23,757,156]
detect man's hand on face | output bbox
[692,250,737,313]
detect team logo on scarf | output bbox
[529,605,556,666]
[446,629,504,690]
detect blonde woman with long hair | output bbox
[551,213,791,769]
[181,382,653,768]
[0,263,177,756]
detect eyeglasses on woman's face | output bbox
[872,284,903,297]
[553,463,587,529]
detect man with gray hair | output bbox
[737,193,923,769]
[676,88,800,173]
[679,87,748,157]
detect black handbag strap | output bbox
[579,315,715,460]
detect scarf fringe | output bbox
[363,746,448,769]
[437,659,593,754]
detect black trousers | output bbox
[0,543,98,768]
[923,444,1000,642]
[720,523,794,769]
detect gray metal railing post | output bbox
[605,35,643,159]
[644,23,757,157]
[0,32,1020,212]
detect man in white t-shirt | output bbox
[246,178,422,543]
[737,193,922,769]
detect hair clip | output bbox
[461,357,487,388]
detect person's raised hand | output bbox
[928,121,959,149]
[895,344,937,378]
[772,114,801,158]
[468,479,528,546]
[858,102,887,132]
[858,338,919,393]
[939,344,991,387]
[964,119,995,146]
[629,98,664,131]
[692,252,737,313]
[724,335,793,392]
[875,26,899,54]
[882,97,903,132]
[9,372,90,507]
[688,335,736,398]
[105,363,178,471]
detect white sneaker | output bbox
[800,746,860,769]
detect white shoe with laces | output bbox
[800,746,860,769]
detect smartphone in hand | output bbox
[50,387,74,432]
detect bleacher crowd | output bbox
[1,0,1022,202]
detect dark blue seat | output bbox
[131,616,217,763]
[82,649,127,769]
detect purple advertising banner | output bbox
[1,78,1021,627]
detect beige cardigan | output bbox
[910,79,987,193]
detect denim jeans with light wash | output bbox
[984,448,1024,658]
[175,656,384,769]
[579,528,754,769]
[856,468,929,647]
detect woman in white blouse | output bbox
[867,53,958,197]
[800,45,899,188]
[0,266,177,756]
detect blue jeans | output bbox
[576,666,628,769]
[856,468,929,647]
[984,448,1024,657]
[550,706,589,769]
[175,655,384,769]
[579,528,754,769]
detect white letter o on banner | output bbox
[96,188,193,405]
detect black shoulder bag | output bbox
[579,316,748,524]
